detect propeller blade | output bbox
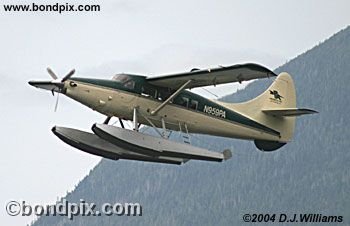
[47,67,58,80]
[54,93,60,112]
[62,69,75,82]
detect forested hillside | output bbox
[32,27,350,226]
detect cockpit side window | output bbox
[141,85,171,101]
[158,89,171,101]
[124,80,135,89]
[141,85,156,98]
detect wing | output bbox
[146,63,276,89]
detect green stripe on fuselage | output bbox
[70,77,280,136]
[174,90,280,136]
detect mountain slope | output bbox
[32,27,350,226]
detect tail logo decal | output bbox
[269,90,283,104]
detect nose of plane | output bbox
[28,80,65,93]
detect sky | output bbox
[1,0,349,225]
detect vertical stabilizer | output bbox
[219,72,297,149]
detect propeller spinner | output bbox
[28,67,75,112]
[48,68,75,112]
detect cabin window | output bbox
[189,100,198,110]
[180,97,189,108]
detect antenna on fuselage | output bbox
[201,87,219,98]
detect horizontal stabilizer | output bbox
[262,108,318,117]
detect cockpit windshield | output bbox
[112,74,135,89]
[112,74,131,83]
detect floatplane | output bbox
[29,63,317,164]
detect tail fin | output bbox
[220,72,316,151]
[255,72,297,111]
[245,72,297,142]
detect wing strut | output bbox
[150,80,192,116]
[133,108,139,131]
[119,118,125,129]
[103,116,112,124]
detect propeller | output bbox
[54,91,60,112]
[46,67,75,112]
[47,67,75,83]
[47,67,58,80]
